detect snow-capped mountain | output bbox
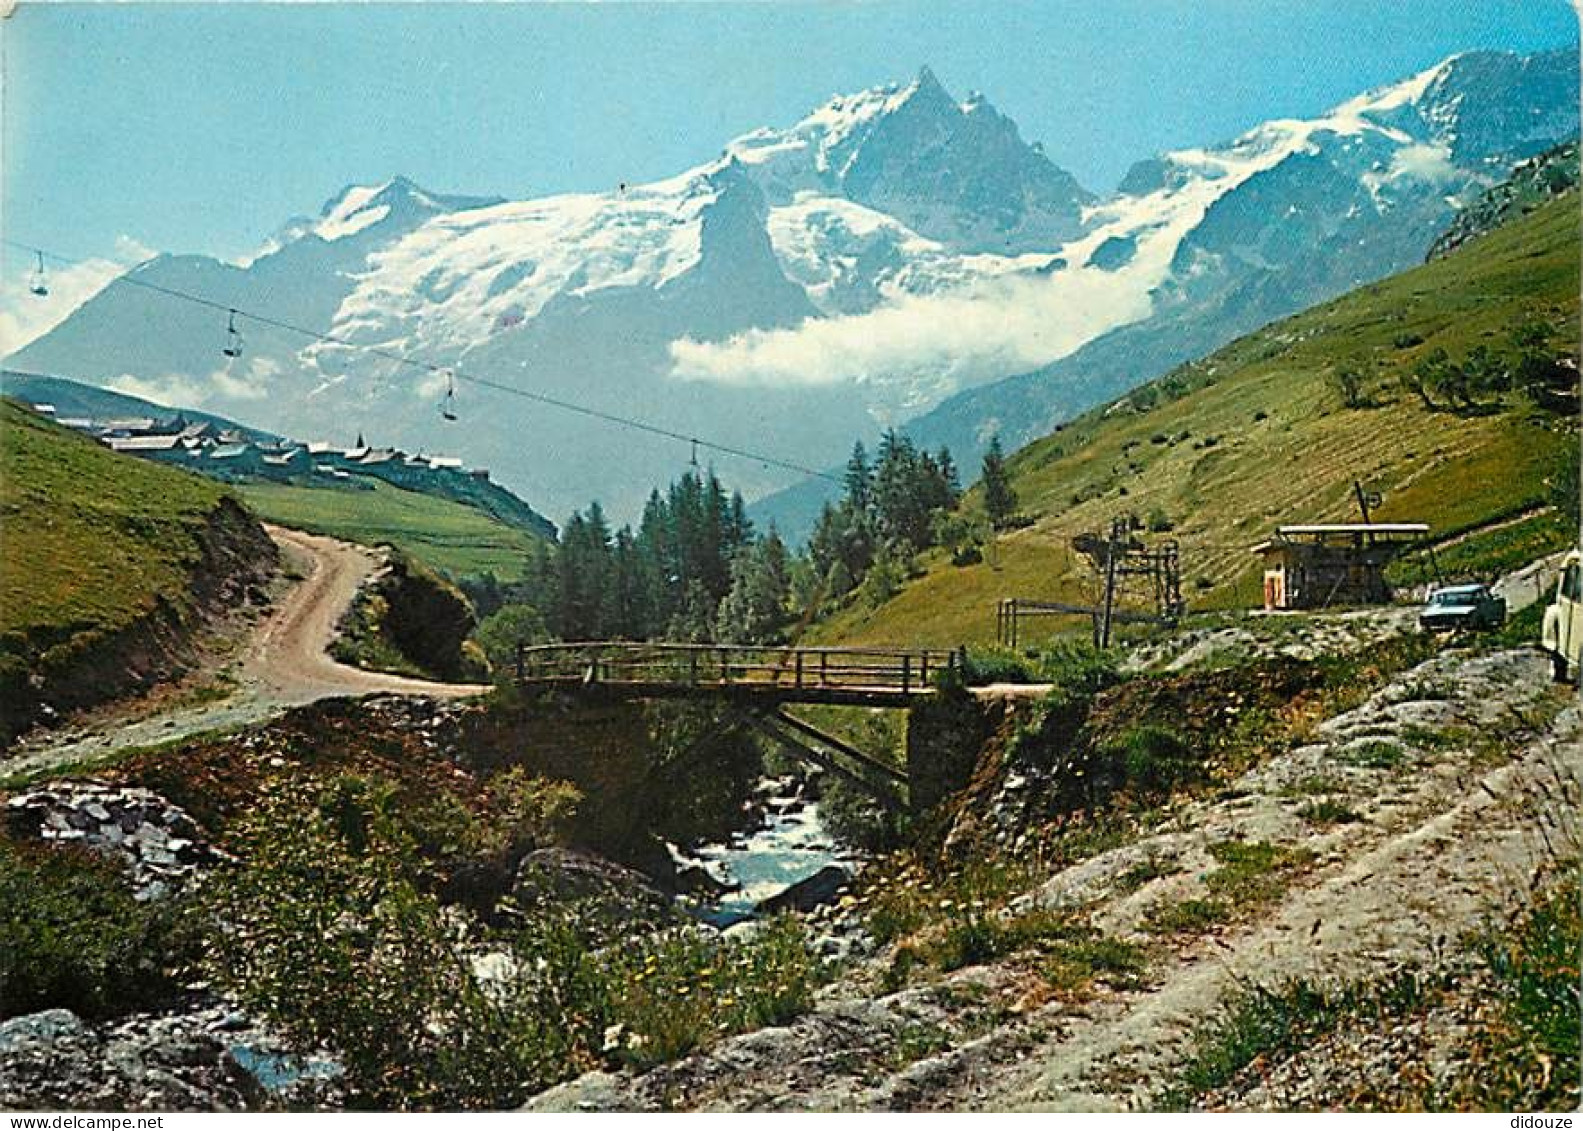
[753,46,1581,533]
[9,49,1576,530]
[265,176,505,256]
[729,66,1093,255]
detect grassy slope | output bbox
[818,193,1580,648]
[240,480,543,580]
[0,400,232,648]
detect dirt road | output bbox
[2,527,487,779]
[247,526,489,703]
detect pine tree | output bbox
[843,441,873,511]
[715,533,791,644]
[981,435,1018,529]
[937,446,961,504]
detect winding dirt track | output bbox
[2,527,486,779]
[249,526,489,703]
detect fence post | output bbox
[689,649,699,685]
[820,650,828,687]
[902,655,911,695]
[920,652,930,686]
[720,648,730,683]
[515,642,525,681]
[795,651,804,688]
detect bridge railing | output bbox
[514,641,964,697]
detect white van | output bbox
[1540,548,1583,682]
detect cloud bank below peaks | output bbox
[665,266,1154,420]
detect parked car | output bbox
[1540,549,1582,682]
[1419,583,1506,632]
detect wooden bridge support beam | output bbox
[771,710,908,788]
[735,710,908,812]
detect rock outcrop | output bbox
[4,782,222,899]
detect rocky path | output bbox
[529,644,1578,1112]
[986,650,1578,1110]
[2,526,487,780]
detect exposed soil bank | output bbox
[3,526,488,781]
[2,498,278,748]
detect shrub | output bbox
[471,603,549,674]
[858,550,907,609]
[961,646,1041,685]
[1039,639,1120,698]
[928,906,1087,973]
[819,774,908,853]
[1203,840,1314,906]
[1450,868,1581,1110]
[0,837,201,1021]
[1296,798,1361,825]
[1162,979,1337,1106]
[1143,897,1229,934]
[1043,935,1149,991]
[202,773,819,1108]
[961,641,1119,692]
[600,916,818,1069]
[1110,724,1199,796]
[202,779,536,1109]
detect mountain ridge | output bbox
[10,47,1576,526]
[809,188,1579,647]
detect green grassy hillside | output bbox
[241,480,543,581]
[817,193,1580,648]
[1,401,234,646]
[1,400,277,737]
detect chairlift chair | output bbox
[28,251,48,297]
[222,310,243,358]
[439,370,458,421]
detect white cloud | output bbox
[0,238,154,356]
[667,267,1154,417]
[1386,143,1461,184]
[414,369,451,400]
[106,356,275,409]
[213,356,277,401]
[106,372,210,409]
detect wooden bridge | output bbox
[514,641,964,707]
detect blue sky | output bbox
[3,0,1577,268]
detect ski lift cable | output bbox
[4,238,840,484]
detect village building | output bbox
[100,417,159,437]
[1252,523,1429,610]
[105,434,185,458]
[202,443,264,479]
[23,400,513,513]
[260,447,310,474]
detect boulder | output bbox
[754,864,851,915]
[0,1008,259,1112]
[511,847,676,932]
[674,864,740,898]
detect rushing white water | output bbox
[676,779,853,923]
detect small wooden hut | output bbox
[1251,523,1428,610]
